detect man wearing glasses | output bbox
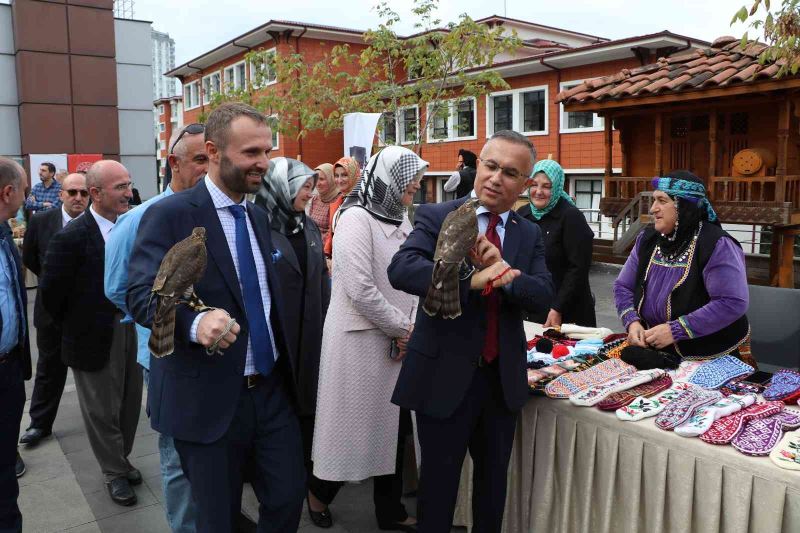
[105,123,207,528]
[19,174,89,450]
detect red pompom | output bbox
[552,345,570,358]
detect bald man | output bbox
[39,161,143,507]
[20,174,89,447]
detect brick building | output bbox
[163,16,707,233]
[154,94,183,181]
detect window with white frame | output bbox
[159,139,166,151]
[427,98,476,143]
[380,111,397,145]
[224,61,247,92]
[159,104,164,115]
[486,86,548,137]
[560,81,604,133]
[266,115,279,150]
[159,123,165,132]
[202,72,221,104]
[380,106,419,145]
[183,81,200,109]
[573,178,603,223]
[250,49,277,88]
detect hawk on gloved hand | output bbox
[149,227,208,357]
[423,198,480,319]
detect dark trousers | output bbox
[298,415,343,505]
[415,364,518,533]
[174,372,306,533]
[27,326,67,431]
[0,357,25,533]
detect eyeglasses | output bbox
[170,123,205,154]
[479,158,525,182]
[65,189,89,198]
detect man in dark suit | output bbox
[127,102,305,533]
[39,161,142,507]
[388,131,554,533]
[0,157,31,533]
[19,173,89,446]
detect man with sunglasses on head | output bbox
[104,123,207,529]
[19,174,89,449]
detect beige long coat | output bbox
[312,207,417,481]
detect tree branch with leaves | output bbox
[733,0,800,76]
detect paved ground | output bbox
[15,263,622,533]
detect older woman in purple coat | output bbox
[613,170,750,361]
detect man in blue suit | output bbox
[127,103,305,533]
[388,131,554,533]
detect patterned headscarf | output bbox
[313,163,339,204]
[651,175,718,222]
[528,159,575,220]
[339,146,429,226]
[334,157,360,196]
[255,157,318,235]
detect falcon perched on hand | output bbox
[423,198,480,319]
[149,227,208,357]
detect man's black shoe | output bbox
[126,467,142,486]
[19,428,51,446]
[106,477,137,506]
[15,452,25,478]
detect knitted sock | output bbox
[597,375,673,411]
[545,359,636,399]
[732,409,800,456]
[669,361,703,383]
[763,370,800,402]
[700,401,785,445]
[570,369,664,407]
[615,382,695,421]
[674,394,756,437]
[655,388,723,430]
[688,355,754,390]
[769,429,800,470]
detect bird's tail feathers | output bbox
[423,262,461,319]
[149,296,177,358]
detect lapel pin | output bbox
[271,249,282,263]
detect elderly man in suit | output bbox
[127,102,305,533]
[20,173,89,447]
[0,158,31,533]
[388,130,554,533]
[39,161,142,507]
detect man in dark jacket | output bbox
[39,161,141,507]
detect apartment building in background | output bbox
[154,94,183,180]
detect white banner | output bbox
[28,154,68,188]
[343,113,382,169]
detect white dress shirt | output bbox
[89,205,115,242]
[61,206,83,228]
[472,191,510,246]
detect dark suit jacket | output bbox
[22,207,64,330]
[0,223,31,379]
[126,181,296,444]
[39,212,117,371]
[269,219,331,417]
[518,199,596,327]
[388,198,554,419]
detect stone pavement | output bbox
[15,263,622,532]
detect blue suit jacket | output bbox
[388,198,554,418]
[126,181,295,444]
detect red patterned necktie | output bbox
[482,213,502,364]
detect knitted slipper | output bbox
[527,369,547,386]
[540,364,568,377]
[570,369,664,407]
[669,361,703,383]
[732,409,800,456]
[615,382,694,422]
[699,401,785,445]
[597,375,673,411]
[720,376,764,396]
[597,338,628,360]
[763,370,800,402]
[544,359,636,399]
[655,388,723,430]
[688,355,754,390]
[674,394,756,437]
[769,429,800,470]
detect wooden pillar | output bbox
[654,113,663,179]
[708,112,718,177]
[604,115,613,195]
[776,98,790,202]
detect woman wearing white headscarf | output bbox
[313,146,427,532]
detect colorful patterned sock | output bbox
[655,388,723,430]
[769,429,800,470]
[544,358,636,399]
[700,401,785,445]
[674,394,756,437]
[732,409,800,456]
[763,370,800,402]
[688,355,754,390]
[615,382,695,421]
[597,375,673,411]
[669,361,703,383]
[569,369,664,407]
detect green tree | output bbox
[210,0,521,154]
[733,0,800,76]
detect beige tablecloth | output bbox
[454,395,800,533]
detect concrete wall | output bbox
[0,4,21,158]
[115,18,157,199]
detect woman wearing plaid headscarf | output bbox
[517,159,596,327]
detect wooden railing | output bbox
[605,177,653,200]
[611,192,653,255]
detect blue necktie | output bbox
[228,205,274,376]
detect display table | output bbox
[454,394,800,533]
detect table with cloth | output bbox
[453,322,800,533]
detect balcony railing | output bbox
[604,176,800,206]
